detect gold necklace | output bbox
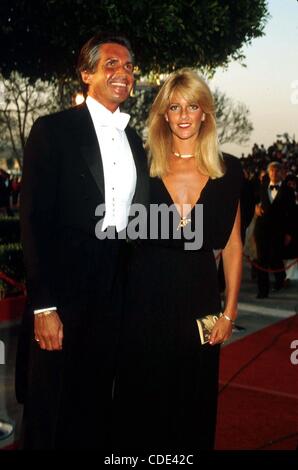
[172,151,194,159]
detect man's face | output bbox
[81,43,134,112]
[268,165,282,184]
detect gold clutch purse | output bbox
[196,313,222,344]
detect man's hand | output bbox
[34,311,63,351]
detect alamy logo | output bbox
[0,340,5,365]
[94,203,204,251]
[290,340,298,365]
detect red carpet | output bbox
[0,295,26,323]
[216,315,298,450]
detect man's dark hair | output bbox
[77,33,134,95]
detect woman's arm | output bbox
[209,203,243,345]
[222,202,243,321]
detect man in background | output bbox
[254,161,295,298]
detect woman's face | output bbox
[164,92,205,142]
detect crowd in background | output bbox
[240,138,298,203]
[0,169,21,215]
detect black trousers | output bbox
[255,232,286,296]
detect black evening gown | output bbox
[114,155,242,453]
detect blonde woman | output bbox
[115,69,243,452]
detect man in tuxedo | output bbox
[254,161,295,298]
[16,33,148,449]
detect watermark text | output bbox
[290,340,298,365]
[94,203,203,251]
[0,340,5,365]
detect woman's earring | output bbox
[202,113,206,122]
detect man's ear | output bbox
[81,70,93,85]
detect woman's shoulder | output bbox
[217,153,243,189]
[213,153,243,198]
[222,153,242,177]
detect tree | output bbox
[122,85,159,139]
[0,0,269,81]
[214,90,253,145]
[0,72,60,169]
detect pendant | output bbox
[177,216,191,230]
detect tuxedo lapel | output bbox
[81,145,105,198]
[125,127,148,208]
[72,104,105,198]
[260,185,271,211]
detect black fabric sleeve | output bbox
[20,117,59,310]
[212,154,243,249]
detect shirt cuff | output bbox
[34,307,57,315]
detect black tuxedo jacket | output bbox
[20,103,149,315]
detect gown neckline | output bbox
[160,177,211,219]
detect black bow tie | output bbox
[269,184,279,191]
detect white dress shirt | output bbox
[86,96,137,232]
[268,181,282,203]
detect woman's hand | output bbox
[209,315,233,345]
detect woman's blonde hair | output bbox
[148,68,224,178]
